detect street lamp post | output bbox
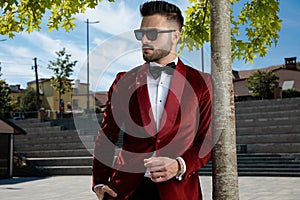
[84,19,99,112]
[201,46,205,72]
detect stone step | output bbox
[198,170,300,177]
[20,126,63,133]
[14,141,95,152]
[236,125,300,135]
[16,149,94,158]
[236,110,300,120]
[245,143,300,153]
[235,104,300,113]
[14,130,92,140]
[237,158,296,162]
[76,129,99,136]
[239,163,300,168]
[235,98,300,108]
[37,166,92,175]
[237,133,300,144]
[237,171,300,176]
[204,163,300,168]
[237,153,294,157]
[236,116,300,127]
[28,157,92,166]
[14,135,95,145]
[12,120,53,128]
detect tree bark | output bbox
[210,0,239,199]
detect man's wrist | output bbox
[175,158,184,176]
[175,157,186,181]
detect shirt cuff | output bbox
[93,184,104,192]
[175,157,186,181]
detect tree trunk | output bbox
[210,0,239,199]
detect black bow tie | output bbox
[149,62,176,80]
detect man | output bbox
[92,1,212,199]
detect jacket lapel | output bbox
[136,63,157,137]
[158,59,187,136]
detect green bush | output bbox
[282,88,300,98]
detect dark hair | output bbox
[140,1,184,31]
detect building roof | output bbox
[233,64,300,98]
[27,78,51,85]
[233,65,283,81]
[9,84,23,93]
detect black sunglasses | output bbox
[134,29,176,41]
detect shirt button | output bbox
[157,139,161,143]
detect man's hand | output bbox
[144,157,178,183]
[94,185,117,200]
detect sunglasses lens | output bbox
[146,30,157,41]
[134,30,143,40]
[134,29,158,41]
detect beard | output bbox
[143,48,171,62]
[142,37,173,62]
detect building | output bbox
[27,78,71,119]
[71,79,96,112]
[233,57,300,100]
[9,84,24,103]
[26,79,101,119]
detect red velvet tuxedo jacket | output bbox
[92,59,212,200]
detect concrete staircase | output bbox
[12,97,300,176]
[235,97,300,153]
[199,153,300,176]
[200,97,300,176]
[13,117,97,175]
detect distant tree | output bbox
[246,70,279,99]
[19,87,37,112]
[48,48,77,111]
[0,67,11,115]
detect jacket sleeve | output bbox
[181,73,213,178]
[92,72,126,190]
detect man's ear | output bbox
[172,30,181,44]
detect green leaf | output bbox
[181,0,282,64]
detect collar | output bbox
[149,57,178,67]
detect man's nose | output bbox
[141,34,150,43]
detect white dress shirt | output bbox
[146,57,186,180]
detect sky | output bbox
[0,0,299,91]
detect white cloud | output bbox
[18,31,86,81]
[75,31,144,91]
[76,1,140,35]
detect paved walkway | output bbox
[0,176,299,200]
